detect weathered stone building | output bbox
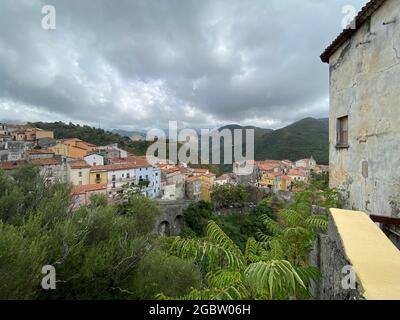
[321,0,400,217]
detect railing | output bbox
[370,214,400,249]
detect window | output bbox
[79,171,82,177]
[337,116,349,147]
[112,175,116,182]
[127,173,130,179]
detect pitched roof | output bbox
[73,183,107,195]
[288,169,305,177]
[0,160,29,170]
[68,160,91,169]
[164,167,181,174]
[216,174,230,180]
[270,172,283,178]
[186,176,201,182]
[30,158,61,166]
[320,0,387,63]
[90,163,137,172]
[109,156,152,168]
[28,149,55,154]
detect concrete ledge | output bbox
[330,208,400,300]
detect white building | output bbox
[84,153,104,166]
[134,166,161,198]
[102,164,137,197]
[295,156,317,170]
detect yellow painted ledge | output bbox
[330,208,400,300]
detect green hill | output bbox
[254,117,328,164]
[32,117,329,164]
[31,121,152,156]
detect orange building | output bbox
[50,138,97,159]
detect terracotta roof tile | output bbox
[69,160,91,169]
[0,160,29,170]
[30,158,61,166]
[90,163,137,172]
[28,149,55,154]
[73,183,107,194]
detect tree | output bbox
[182,201,213,237]
[211,184,248,209]
[121,194,161,236]
[163,221,319,300]
[131,249,201,299]
[0,167,166,300]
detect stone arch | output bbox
[158,220,170,237]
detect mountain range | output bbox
[218,117,329,164]
[33,117,329,164]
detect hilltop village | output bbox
[0,122,328,209]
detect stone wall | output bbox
[153,199,192,236]
[328,0,400,217]
[310,213,363,300]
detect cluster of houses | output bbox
[0,123,329,209]
[0,123,238,209]
[234,156,328,193]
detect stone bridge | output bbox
[153,199,193,236]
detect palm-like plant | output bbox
[161,220,320,300]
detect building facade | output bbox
[84,153,104,166]
[321,0,400,217]
[67,160,91,186]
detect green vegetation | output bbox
[0,166,198,299]
[31,121,152,156]
[254,118,329,164]
[211,184,248,209]
[220,118,328,164]
[0,166,339,300]
[182,201,214,237]
[33,118,328,165]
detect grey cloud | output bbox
[0,0,367,130]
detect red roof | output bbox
[164,167,181,174]
[73,183,107,195]
[0,158,61,170]
[270,172,283,178]
[69,160,91,169]
[186,176,201,182]
[28,149,54,155]
[0,160,29,170]
[30,158,61,166]
[109,156,152,168]
[288,169,305,177]
[90,163,137,172]
[193,168,209,174]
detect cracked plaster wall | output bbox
[328,0,400,217]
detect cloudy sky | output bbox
[0,0,366,131]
